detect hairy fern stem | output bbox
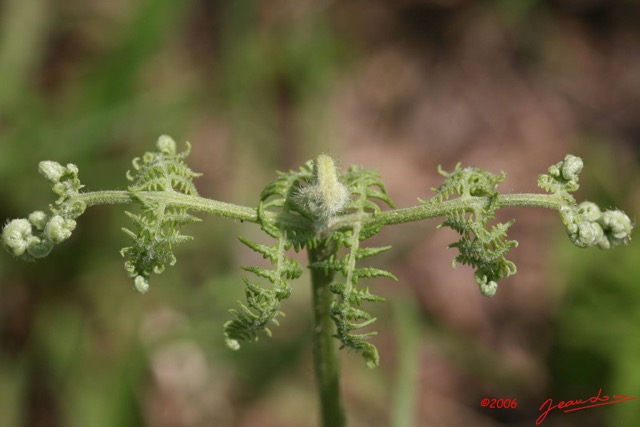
[309,242,346,427]
[72,191,568,236]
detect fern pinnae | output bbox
[224,233,300,349]
[120,136,202,293]
[355,245,393,260]
[224,165,309,350]
[433,164,517,297]
[310,164,396,368]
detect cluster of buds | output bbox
[537,154,632,249]
[561,202,632,249]
[2,161,85,260]
[537,154,583,195]
[2,213,76,260]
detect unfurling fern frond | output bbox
[2,161,86,261]
[433,164,516,297]
[120,135,202,293]
[223,163,312,350]
[537,154,582,198]
[223,230,302,350]
[311,166,396,368]
[538,155,632,249]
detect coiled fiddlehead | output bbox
[2,161,85,261]
[120,136,202,293]
[538,154,632,249]
[432,164,517,297]
[309,165,397,368]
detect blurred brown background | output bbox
[1,1,639,426]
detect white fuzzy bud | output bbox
[560,155,583,182]
[577,201,601,222]
[475,272,498,297]
[28,211,49,231]
[45,215,75,244]
[599,210,632,246]
[134,275,149,293]
[38,161,66,182]
[156,135,177,155]
[2,219,33,257]
[225,337,241,351]
[573,221,604,248]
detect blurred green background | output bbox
[1,1,639,426]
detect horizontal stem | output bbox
[76,190,260,222]
[329,193,567,231]
[75,190,567,231]
[497,193,568,210]
[75,190,133,206]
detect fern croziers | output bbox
[2,136,633,427]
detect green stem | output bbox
[309,242,345,427]
[76,190,259,222]
[76,191,567,230]
[391,298,420,427]
[330,193,567,230]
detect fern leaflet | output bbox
[120,136,202,293]
[311,166,396,368]
[223,162,313,349]
[432,164,516,297]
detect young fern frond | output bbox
[120,136,202,293]
[2,161,86,261]
[310,166,397,368]
[432,164,517,297]
[223,164,311,350]
[538,155,632,250]
[259,159,321,249]
[223,230,303,349]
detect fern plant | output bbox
[2,136,633,427]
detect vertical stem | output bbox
[309,244,346,427]
[391,298,421,427]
